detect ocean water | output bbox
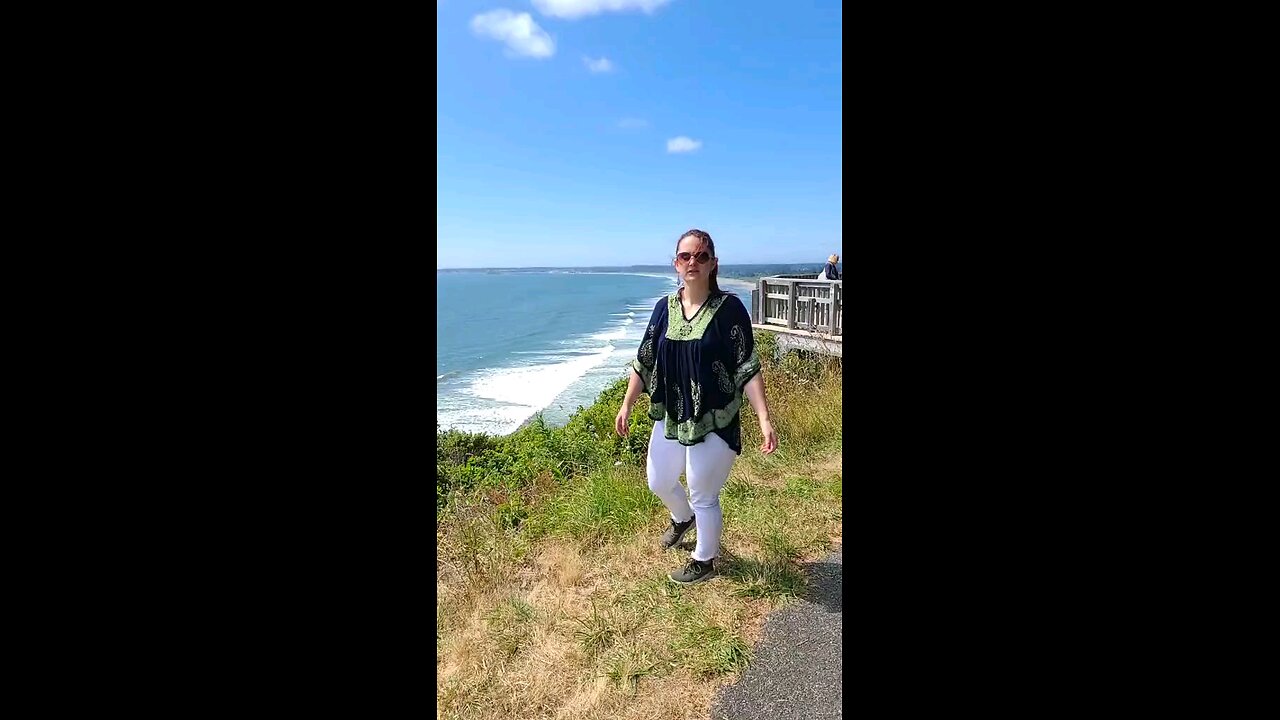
[437,269,755,435]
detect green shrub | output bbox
[753,330,779,364]
[564,376,655,465]
[437,427,503,512]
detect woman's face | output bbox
[674,235,717,285]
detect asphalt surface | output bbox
[711,545,843,720]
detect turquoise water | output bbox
[436,269,755,435]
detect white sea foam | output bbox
[512,348,611,355]
[451,346,616,434]
[437,273,676,435]
[621,272,676,280]
[441,308,651,434]
[437,397,536,435]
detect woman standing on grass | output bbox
[614,228,778,584]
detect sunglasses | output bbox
[676,251,712,264]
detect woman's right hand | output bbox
[614,404,631,436]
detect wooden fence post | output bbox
[829,282,839,335]
[787,281,797,329]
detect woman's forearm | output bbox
[624,369,645,409]
[744,373,770,422]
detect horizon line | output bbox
[437,261,836,271]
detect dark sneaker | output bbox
[660,517,696,549]
[669,558,716,584]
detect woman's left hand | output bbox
[759,419,778,455]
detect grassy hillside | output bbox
[437,332,842,720]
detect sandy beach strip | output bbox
[719,277,759,292]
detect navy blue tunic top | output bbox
[630,290,762,454]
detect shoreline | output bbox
[719,277,758,292]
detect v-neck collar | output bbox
[666,290,726,341]
[678,287,710,323]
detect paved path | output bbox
[711,545,842,720]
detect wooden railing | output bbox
[750,275,842,336]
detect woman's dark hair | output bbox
[676,228,722,295]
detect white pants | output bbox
[646,420,739,562]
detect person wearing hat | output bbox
[822,254,841,280]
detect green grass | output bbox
[721,555,807,600]
[605,578,753,679]
[486,596,536,658]
[723,473,756,501]
[573,599,646,656]
[672,622,751,678]
[523,465,663,542]
[784,475,818,498]
[602,642,662,693]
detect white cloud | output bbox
[618,117,648,129]
[666,136,702,153]
[533,0,673,20]
[583,56,614,73]
[470,10,555,58]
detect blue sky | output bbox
[437,0,842,268]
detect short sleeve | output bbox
[725,296,761,389]
[629,297,665,394]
